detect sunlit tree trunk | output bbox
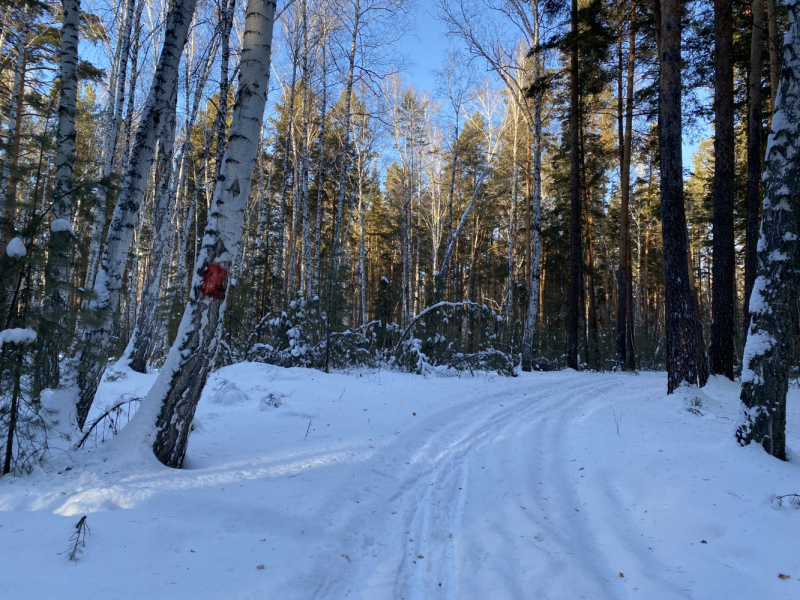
[616,8,636,371]
[275,38,298,307]
[521,5,543,371]
[660,0,707,392]
[767,0,780,108]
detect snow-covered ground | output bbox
[1,365,798,599]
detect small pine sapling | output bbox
[68,515,89,562]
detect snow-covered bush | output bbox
[243,296,382,370]
[393,303,516,377]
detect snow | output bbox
[741,328,777,384]
[90,268,110,309]
[748,275,772,315]
[50,218,75,235]
[0,327,36,349]
[770,250,789,262]
[1,366,798,599]
[5,236,26,257]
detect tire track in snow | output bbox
[310,374,619,599]
[393,378,619,600]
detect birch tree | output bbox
[437,0,545,371]
[85,0,141,290]
[36,0,81,388]
[74,0,200,429]
[126,30,221,373]
[142,0,278,468]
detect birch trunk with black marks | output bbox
[324,0,360,371]
[120,7,144,169]
[313,45,328,297]
[330,0,359,275]
[36,0,81,389]
[73,0,199,429]
[0,16,29,237]
[145,0,277,468]
[127,87,179,373]
[85,0,140,289]
[275,41,298,307]
[738,0,800,460]
[214,0,237,181]
[299,0,312,297]
[521,3,543,371]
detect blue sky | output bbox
[394,4,455,98]
[395,4,707,174]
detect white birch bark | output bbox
[275,34,299,305]
[131,0,278,468]
[0,16,29,223]
[299,0,312,297]
[521,1,543,371]
[313,42,328,297]
[73,0,200,429]
[127,87,179,373]
[120,5,144,169]
[85,0,141,289]
[214,0,237,182]
[36,0,80,388]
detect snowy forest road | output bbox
[1,365,798,600]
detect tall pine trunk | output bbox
[738,0,799,460]
[767,0,780,107]
[660,0,707,392]
[709,0,735,379]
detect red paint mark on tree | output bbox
[198,262,228,299]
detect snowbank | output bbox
[0,366,797,599]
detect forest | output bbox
[0,0,798,595]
